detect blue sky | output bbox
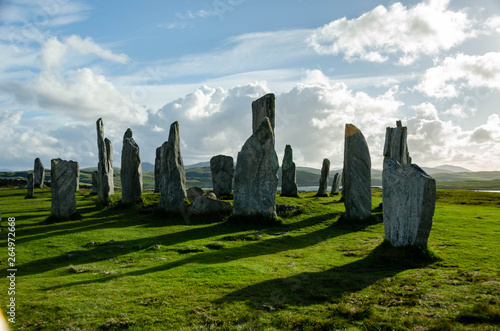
[1,0,500,172]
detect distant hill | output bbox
[422,164,472,175]
[1,164,498,191]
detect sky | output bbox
[1,0,500,172]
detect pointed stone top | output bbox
[124,128,133,140]
[345,123,360,137]
[396,120,402,128]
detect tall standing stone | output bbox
[96,118,114,203]
[383,120,411,166]
[383,159,436,248]
[26,173,34,198]
[330,173,341,195]
[51,158,78,218]
[159,122,187,214]
[34,158,45,188]
[252,93,275,134]
[233,117,279,219]
[342,124,372,220]
[210,155,234,197]
[281,145,298,197]
[121,128,143,204]
[316,158,330,197]
[154,146,162,193]
[382,120,435,248]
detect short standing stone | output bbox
[281,145,298,197]
[96,118,114,202]
[91,171,98,195]
[342,124,372,220]
[159,122,187,214]
[316,158,330,197]
[154,146,162,193]
[210,155,234,197]
[252,93,275,134]
[233,117,279,219]
[121,128,143,204]
[330,173,341,195]
[383,120,411,166]
[382,158,436,248]
[34,158,45,188]
[51,158,78,218]
[26,173,34,198]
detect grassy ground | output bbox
[0,188,499,330]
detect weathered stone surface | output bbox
[383,120,411,166]
[96,118,114,202]
[382,158,436,248]
[252,93,275,134]
[51,158,78,217]
[159,122,187,213]
[189,196,232,216]
[233,117,279,219]
[154,146,162,193]
[281,145,298,197]
[26,173,34,197]
[34,158,45,188]
[187,187,204,203]
[330,173,341,194]
[210,155,234,197]
[342,124,372,220]
[317,158,330,197]
[205,192,217,199]
[121,128,143,204]
[75,162,80,191]
[91,171,98,195]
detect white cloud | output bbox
[308,0,474,64]
[416,52,500,98]
[64,35,130,64]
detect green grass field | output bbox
[0,188,499,330]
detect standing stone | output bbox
[342,124,372,220]
[26,173,34,198]
[382,159,436,248]
[159,122,187,214]
[34,158,45,188]
[331,173,341,195]
[233,117,279,219]
[252,93,275,134]
[91,171,99,195]
[96,118,114,203]
[383,120,411,166]
[210,155,234,197]
[316,158,330,197]
[281,145,298,197]
[121,128,143,204]
[75,162,80,192]
[51,158,78,218]
[154,146,162,193]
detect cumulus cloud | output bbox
[308,0,474,65]
[416,52,500,98]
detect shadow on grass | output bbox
[213,241,439,309]
[40,213,378,291]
